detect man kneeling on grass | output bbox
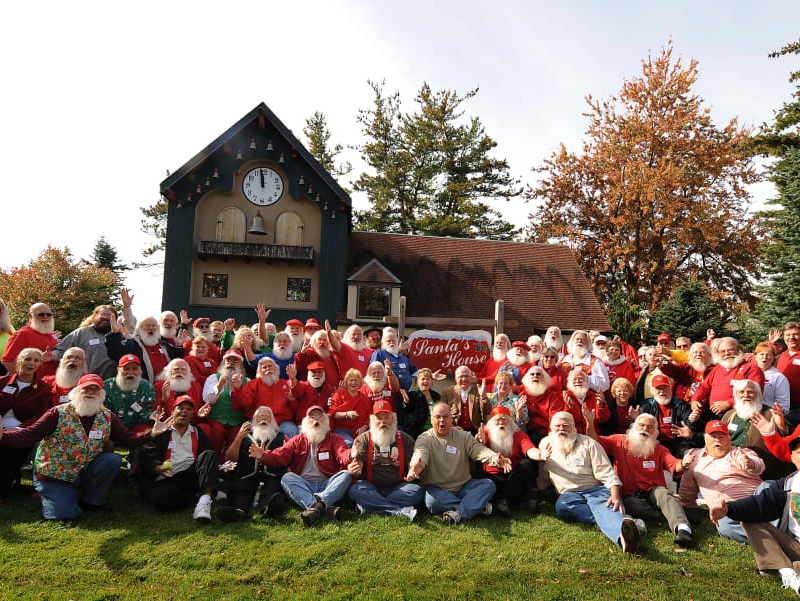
[539,411,640,553]
[405,401,512,525]
[0,374,172,521]
[137,395,220,522]
[249,405,351,526]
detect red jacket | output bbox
[603,358,636,402]
[562,390,610,435]
[0,374,52,427]
[660,362,713,404]
[184,355,218,383]
[777,350,800,409]
[542,365,566,394]
[294,349,342,388]
[42,374,76,406]
[259,431,350,475]
[690,360,765,412]
[291,380,335,424]
[154,380,205,413]
[232,377,294,421]
[182,341,222,365]
[483,429,534,472]
[522,389,563,435]
[328,389,371,434]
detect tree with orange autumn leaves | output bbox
[527,45,763,313]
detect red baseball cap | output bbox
[77,374,104,388]
[657,334,673,343]
[307,361,326,371]
[705,420,730,436]
[650,374,671,388]
[512,341,530,351]
[491,406,512,418]
[285,319,304,328]
[168,394,195,413]
[373,400,393,415]
[193,317,210,328]
[118,354,140,367]
[223,350,243,361]
[305,405,325,417]
[304,318,322,331]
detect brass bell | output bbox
[248,211,268,236]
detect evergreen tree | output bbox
[138,196,168,264]
[91,236,126,273]
[303,111,352,180]
[605,287,647,346]
[648,281,730,343]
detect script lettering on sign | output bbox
[408,330,492,377]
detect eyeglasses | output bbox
[36,312,53,317]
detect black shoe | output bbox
[326,505,344,521]
[495,499,511,517]
[217,506,246,523]
[673,528,694,548]
[78,501,108,512]
[620,517,640,553]
[259,493,285,518]
[301,501,325,527]
[526,498,539,514]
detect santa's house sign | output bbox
[408,330,492,376]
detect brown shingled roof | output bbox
[346,232,610,341]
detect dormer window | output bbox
[346,259,401,322]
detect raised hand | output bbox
[671,420,692,439]
[540,440,553,460]
[120,288,134,308]
[180,310,191,325]
[255,303,270,321]
[581,403,595,424]
[772,403,786,431]
[680,449,697,470]
[749,410,775,436]
[383,359,393,375]
[161,380,171,400]
[399,338,411,354]
[431,369,447,381]
[224,318,235,331]
[405,456,424,482]
[769,329,782,346]
[238,421,252,437]
[176,329,191,345]
[627,405,640,421]
[109,313,121,334]
[706,329,716,341]
[231,373,244,389]
[150,412,173,437]
[218,374,230,389]
[562,390,573,409]
[249,440,266,461]
[400,389,409,406]
[198,403,212,418]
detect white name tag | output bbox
[794,359,800,367]
[663,416,672,424]
[131,402,142,413]
[728,423,739,432]
[445,445,458,455]
[643,460,656,469]
[167,441,176,449]
[318,451,330,460]
[158,348,165,354]
[379,445,390,453]
[52,334,58,341]
[383,390,391,397]
[88,430,103,440]
[59,395,68,404]
[203,361,212,367]
[2,386,16,394]
[88,338,101,346]
[358,356,364,362]
[573,457,585,466]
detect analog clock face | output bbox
[243,167,284,206]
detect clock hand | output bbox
[260,168,265,188]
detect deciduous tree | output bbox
[527,44,763,311]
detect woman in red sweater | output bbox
[328,368,371,447]
[184,336,218,383]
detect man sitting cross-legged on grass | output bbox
[0,374,172,521]
[405,401,512,525]
[249,405,352,526]
[346,400,423,520]
[583,409,695,547]
[137,394,220,523]
[217,406,288,523]
[538,411,641,553]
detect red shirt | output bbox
[597,434,680,496]
[183,340,222,365]
[691,360,766,412]
[328,389,372,434]
[184,355,218,383]
[483,429,534,473]
[42,374,75,406]
[154,380,204,412]
[232,377,293,421]
[336,344,373,377]
[660,362,712,403]
[777,350,800,409]
[291,380,335,425]
[0,374,53,427]
[604,358,636,402]
[522,390,562,435]
[562,390,610,435]
[476,356,508,391]
[656,404,673,441]
[1,324,59,377]
[359,383,397,412]
[144,344,170,381]
[259,431,351,475]
[543,365,566,394]
[614,403,630,434]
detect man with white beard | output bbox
[544,326,567,359]
[53,305,129,380]
[496,341,534,387]
[294,329,341,386]
[201,350,249,455]
[0,373,171,520]
[559,330,610,394]
[218,406,288,522]
[691,337,765,419]
[233,356,296,439]
[284,319,306,353]
[347,400,423,519]
[661,342,716,405]
[250,405,352,526]
[369,328,418,392]
[519,367,562,445]
[103,354,156,433]
[479,406,540,515]
[248,331,295,379]
[584,411,695,547]
[106,314,184,382]
[538,411,640,553]
[527,335,544,363]
[635,374,701,458]
[360,361,400,408]
[328,323,373,377]
[562,369,611,436]
[287,362,335,426]
[44,347,86,405]
[155,358,204,412]
[476,333,511,392]
[2,302,60,377]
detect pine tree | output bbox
[91,236,126,273]
[648,281,730,343]
[303,111,352,180]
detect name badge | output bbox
[663,416,672,424]
[158,348,166,354]
[168,441,176,449]
[203,361,212,367]
[794,359,800,367]
[445,445,458,455]
[643,460,656,469]
[88,338,101,346]
[379,445,390,453]
[383,390,391,397]
[318,451,330,460]
[358,356,364,362]
[728,423,739,432]
[59,395,68,404]
[131,402,142,413]
[573,457,585,466]
[2,385,16,394]
[88,430,103,440]
[52,334,58,340]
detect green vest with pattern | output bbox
[35,404,113,482]
[208,374,247,426]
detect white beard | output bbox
[654,392,672,406]
[626,430,658,459]
[116,373,141,392]
[552,432,577,456]
[370,421,397,448]
[568,382,589,402]
[55,365,83,389]
[219,364,244,379]
[364,374,387,393]
[345,339,366,353]
[288,332,304,352]
[734,398,762,421]
[308,373,326,388]
[486,422,514,457]
[272,346,292,362]
[689,358,711,373]
[382,343,399,356]
[252,422,280,445]
[169,377,191,393]
[508,351,529,367]
[529,352,542,363]
[160,325,177,340]
[571,344,589,360]
[260,373,279,386]
[523,380,548,397]
[605,356,626,366]
[301,415,330,445]
[139,331,161,347]
[492,348,508,362]
[69,388,106,417]
[315,347,331,360]
[719,353,745,370]
[31,319,55,335]
[545,334,563,349]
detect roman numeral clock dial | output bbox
[243,167,284,206]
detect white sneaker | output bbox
[356,504,366,515]
[633,518,647,535]
[215,491,227,502]
[399,506,417,521]
[781,571,800,595]
[193,496,212,522]
[482,502,493,516]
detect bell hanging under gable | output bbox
[248,211,268,236]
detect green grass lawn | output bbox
[0,474,782,601]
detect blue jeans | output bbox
[280,471,352,510]
[33,452,122,521]
[716,515,749,544]
[555,485,625,545]
[424,479,496,520]
[348,480,424,515]
[333,429,355,448]
[279,421,299,440]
